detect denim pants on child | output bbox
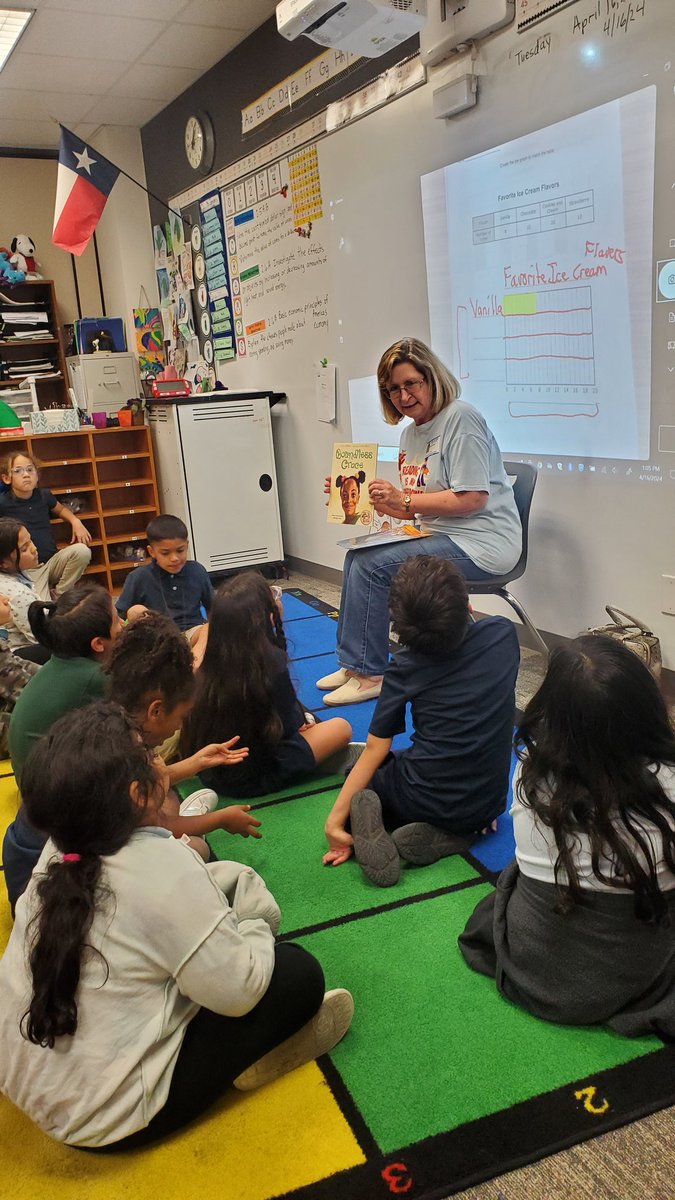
[335,532,496,677]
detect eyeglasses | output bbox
[386,378,426,401]
[10,465,37,475]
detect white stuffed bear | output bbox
[10,234,41,278]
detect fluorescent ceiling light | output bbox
[0,7,34,73]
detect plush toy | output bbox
[0,250,25,284]
[9,234,41,278]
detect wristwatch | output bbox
[403,491,412,513]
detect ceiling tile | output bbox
[108,61,202,102]
[140,23,242,71]
[0,87,95,122]
[0,51,128,92]
[78,93,165,126]
[18,9,165,61]
[40,0,188,17]
[174,0,278,32]
[0,116,62,149]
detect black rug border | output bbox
[282,588,340,622]
[277,1045,675,1200]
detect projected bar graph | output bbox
[503,287,595,387]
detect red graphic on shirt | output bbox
[399,450,430,495]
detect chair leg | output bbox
[500,589,549,658]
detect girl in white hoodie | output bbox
[0,701,353,1149]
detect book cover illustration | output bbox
[327,443,378,527]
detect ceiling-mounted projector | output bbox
[276,0,427,58]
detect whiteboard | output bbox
[174,0,675,661]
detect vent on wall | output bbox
[192,404,255,421]
[209,547,269,571]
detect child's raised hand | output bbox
[195,737,249,771]
[219,805,262,838]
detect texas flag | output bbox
[52,127,121,256]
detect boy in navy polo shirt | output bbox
[115,514,213,646]
[0,450,91,596]
[323,555,520,886]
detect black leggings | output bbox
[93,942,325,1151]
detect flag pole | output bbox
[92,232,107,316]
[58,124,192,229]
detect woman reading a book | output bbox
[318,337,522,706]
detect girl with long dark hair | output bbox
[3,581,122,911]
[460,635,675,1039]
[181,573,353,797]
[0,517,43,657]
[0,702,353,1148]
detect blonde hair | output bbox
[376,337,461,426]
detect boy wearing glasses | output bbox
[0,452,91,596]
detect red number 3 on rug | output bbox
[382,1161,414,1193]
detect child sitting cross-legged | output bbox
[105,611,262,850]
[323,555,520,886]
[180,572,355,800]
[0,701,355,1149]
[115,514,213,662]
[0,450,91,598]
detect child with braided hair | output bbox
[181,572,355,799]
[0,702,354,1148]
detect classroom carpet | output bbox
[0,588,674,1200]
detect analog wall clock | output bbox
[184,112,215,175]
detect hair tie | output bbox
[62,853,81,863]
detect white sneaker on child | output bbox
[233,989,355,1091]
[178,788,219,817]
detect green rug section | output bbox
[207,785,479,933]
[298,886,662,1155]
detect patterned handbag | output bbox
[585,605,662,680]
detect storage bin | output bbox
[30,409,80,434]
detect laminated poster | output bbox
[327,443,378,527]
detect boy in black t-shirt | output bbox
[0,450,91,596]
[323,555,520,886]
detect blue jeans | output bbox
[335,533,497,676]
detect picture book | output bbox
[337,524,430,550]
[327,442,378,527]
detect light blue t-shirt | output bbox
[399,400,521,574]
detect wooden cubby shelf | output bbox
[0,425,159,595]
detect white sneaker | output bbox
[233,988,355,1091]
[178,788,219,817]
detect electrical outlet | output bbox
[661,574,675,616]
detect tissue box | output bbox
[30,410,80,434]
